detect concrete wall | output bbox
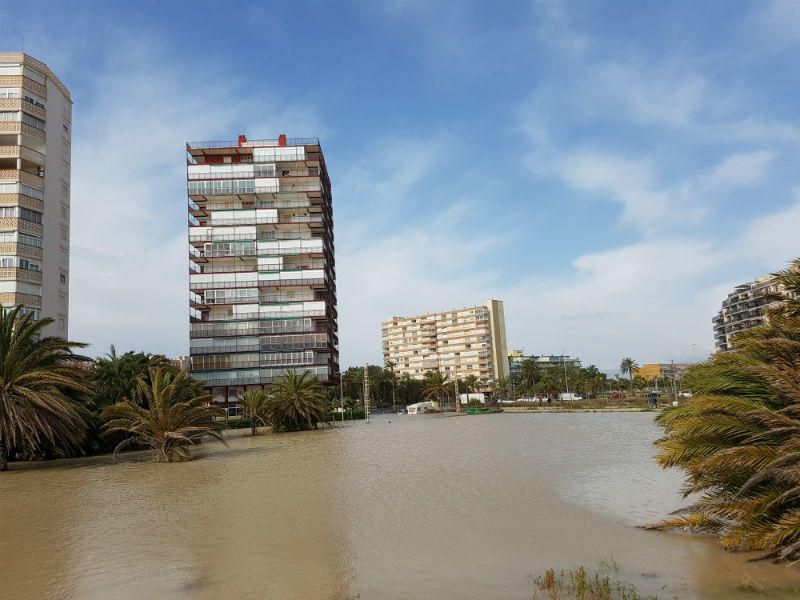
[39,71,70,338]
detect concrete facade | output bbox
[0,53,70,336]
[187,135,338,404]
[382,299,509,386]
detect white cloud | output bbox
[699,150,775,189]
[533,0,587,57]
[752,0,800,51]
[527,148,708,234]
[68,36,320,356]
[538,151,672,231]
[336,204,506,367]
[587,62,707,128]
[498,239,726,367]
[740,193,800,269]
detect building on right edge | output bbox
[713,273,796,352]
[381,299,508,388]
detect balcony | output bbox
[260,334,330,351]
[199,309,327,321]
[0,168,44,188]
[0,145,45,164]
[190,319,316,338]
[187,182,323,199]
[0,98,46,120]
[0,291,41,308]
[0,267,42,283]
[0,241,42,260]
[191,343,261,355]
[0,121,45,142]
[0,218,43,236]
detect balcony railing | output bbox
[201,310,327,321]
[188,182,322,197]
[187,137,319,150]
[0,169,44,188]
[203,215,324,226]
[190,319,317,338]
[0,267,42,283]
[190,343,261,355]
[190,278,324,291]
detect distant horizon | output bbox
[2,0,799,373]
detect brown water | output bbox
[2,412,799,599]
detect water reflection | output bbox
[1,413,798,599]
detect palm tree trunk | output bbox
[0,441,8,471]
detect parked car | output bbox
[558,393,583,402]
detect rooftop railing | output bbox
[186,138,319,150]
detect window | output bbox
[60,272,66,285]
[0,66,22,76]
[0,111,18,122]
[58,294,66,308]
[22,92,45,109]
[60,225,68,241]
[62,122,69,134]
[21,113,45,130]
[0,232,42,247]
[57,317,66,330]
[22,67,46,85]
[0,206,43,223]
[61,203,69,220]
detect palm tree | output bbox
[93,346,172,409]
[101,367,226,462]
[463,374,480,393]
[650,258,800,561]
[0,306,92,470]
[493,376,512,401]
[619,357,639,393]
[385,360,398,411]
[521,359,540,392]
[238,388,270,436]
[267,369,328,431]
[422,370,450,407]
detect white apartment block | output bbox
[0,53,71,336]
[713,274,796,352]
[382,299,509,385]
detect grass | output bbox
[531,566,656,600]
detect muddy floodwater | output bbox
[2,412,800,599]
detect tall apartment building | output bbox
[382,299,509,386]
[0,53,71,336]
[713,274,795,352]
[187,135,338,403]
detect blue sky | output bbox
[3,0,800,372]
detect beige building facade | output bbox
[0,53,71,336]
[382,299,509,385]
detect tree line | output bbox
[0,308,329,469]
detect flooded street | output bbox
[2,412,799,599]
